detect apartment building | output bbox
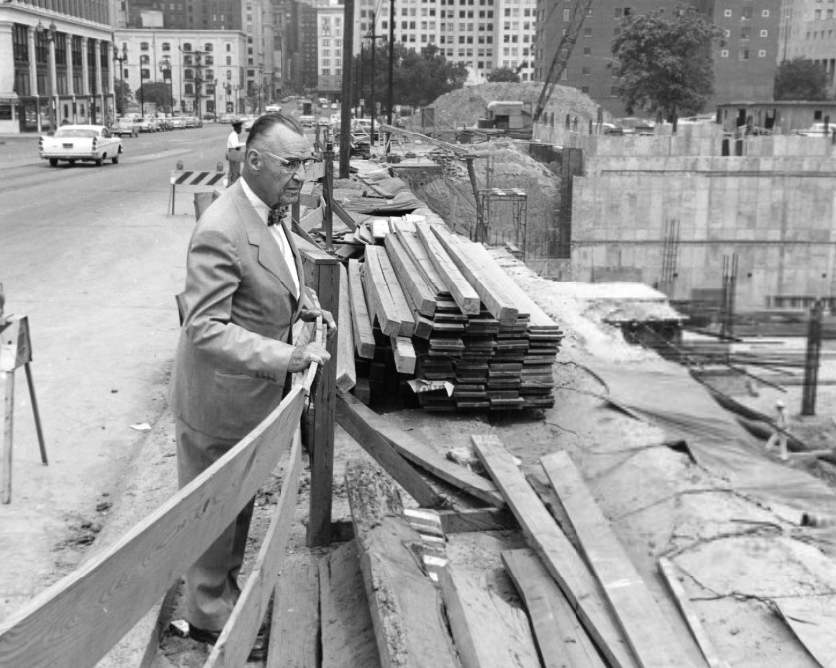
[0,0,115,133]
[781,0,836,87]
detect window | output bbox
[581,85,589,93]
[204,43,213,51]
[740,48,749,60]
[226,43,231,52]
[140,54,150,65]
[162,42,171,51]
[742,6,752,19]
[724,9,732,17]
[141,68,150,79]
[183,42,192,52]
[226,56,231,65]
[584,27,591,36]
[720,48,729,57]
[760,29,768,37]
[185,83,193,95]
[758,49,766,57]
[762,9,769,17]
[140,42,149,51]
[741,27,751,38]
[583,46,591,55]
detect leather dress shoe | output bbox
[189,624,268,662]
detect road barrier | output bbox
[168,161,226,215]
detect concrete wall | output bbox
[569,127,836,309]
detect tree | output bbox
[611,6,721,124]
[774,58,828,100]
[352,42,467,113]
[487,66,521,83]
[114,79,132,116]
[138,81,172,113]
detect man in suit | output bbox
[170,112,334,659]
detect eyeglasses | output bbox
[258,150,316,172]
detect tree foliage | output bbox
[138,81,173,112]
[487,66,521,83]
[774,58,828,100]
[351,42,467,110]
[114,79,132,115]
[611,6,721,121]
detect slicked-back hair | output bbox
[245,112,305,151]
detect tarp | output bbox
[592,362,836,517]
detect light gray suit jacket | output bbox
[170,179,307,441]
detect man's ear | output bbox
[244,148,259,171]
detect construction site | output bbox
[4,8,836,668]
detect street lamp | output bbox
[212,78,218,120]
[159,55,172,115]
[138,57,145,116]
[36,21,57,131]
[114,44,127,116]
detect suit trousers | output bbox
[176,418,254,631]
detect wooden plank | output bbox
[395,229,448,296]
[437,507,516,534]
[658,558,729,668]
[345,459,459,668]
[1,370,12,504]
[337,263,357,392]
[414,222,480,315]
[0,388,306,668]
[266,553,320,668]
[390,335,416,375]
[332,198,358,231]
[471,434,637,668]
[776,595,836,668]
[502,548,606,668]
[361,250,401,336]
[206,430,304,667]
[367,246,415,336]
[339,391,503,507]
[541,451,693,667]
[319,540,382,668]
[431,227,518,325]
[438,564,540,668]
[348,259,376,359]
[336,392,443,508]
[384,234,437,316]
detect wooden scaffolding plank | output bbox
[364,246,415,337]
[320,540,382,668]
[384,234,437,316]
[437,507,516,533]
[658,558,729,668]
[395,229,448,297]
[336,392,443,508]
[0,388,306,668]
[414,222,480,315]
[339,391,503,507]
[541,451,694,668]
[337,263,357,392]
[266,553,320,668]
[391,335,417,375]
[348,259,376,359]
[502,548,606,668]
[206,430,304,667]
[431,226,518,325]
[371,245,416,337]
[345,459,459,668]
[439,564,540,668]
[471,434,637,668]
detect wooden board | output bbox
[206,430,304,667]
[267,553,320,668]
[394,230,448,297]
[502,548,606,668]
[390,335,417,375]
[345,459,459,668]
[336,392,443,508]
[437,507,516,534]
[431,227,518,325]
[0,388,306,668]
[338,391,503,507]
[438,564,540,668]
[348,259,376,359]
[541,451,693,667]
[471,434,637,668]
[363,247,414,336]
[658,558,728,668]
[414,222,480,315]
[384,234,437,316]
[337,263,357,392]
[372,245,416,337]
[319,540,382,668]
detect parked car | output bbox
[39,124,123,167]
[112,116,140,137]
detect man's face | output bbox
[245,122,313,209]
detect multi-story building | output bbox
[127,0,243,30]
[1,0,116,134]
[113,28,247,117]
[781,0,836,88]
[317,5,344,94]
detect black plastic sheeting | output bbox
[592,362,836,517]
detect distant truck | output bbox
[476,100,532,139]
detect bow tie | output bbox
[268,207,286,227]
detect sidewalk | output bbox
[0,134,41,169]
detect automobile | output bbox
[601,122,623,135]
[298,114,316,128]
[169,116,187,129]
[796,122,834,136]
[614,116,656,135]
[138,116,160,132]
[39,124,123,167]
[112,116,140,137]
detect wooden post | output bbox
[802,300,824,416]
[323,138,335,252]
[299,245,340,547]
[1,370,13,504]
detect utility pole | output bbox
[339,0,354,178]
[387,0,394,127]
[370,12,376,147]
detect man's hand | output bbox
[288,342,331,373]
[299,307,337,339]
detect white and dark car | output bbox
[39,124,123,167]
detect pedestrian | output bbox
[226,118,244,185]
[170,111,335,660]
[765,399,789,461]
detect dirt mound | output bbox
[405,82,602,132]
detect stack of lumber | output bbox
[346,216,563,412]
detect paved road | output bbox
[0,125,229,620]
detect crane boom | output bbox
[532,0,595,123]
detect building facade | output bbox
[781,0,836,89]
[0,0,115,134]
[113,28,247,117]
